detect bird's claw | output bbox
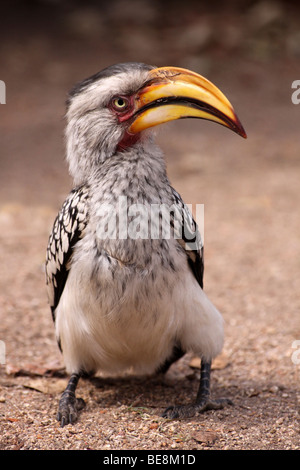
[162,397,233,419]
[57,391,85,427]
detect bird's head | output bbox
[66,62,246,185]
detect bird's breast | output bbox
[88,175,179,268]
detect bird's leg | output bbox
[57,373,86,427]
[162,359,233,419]
[156,345,185,374]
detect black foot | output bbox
[162,359,233,419]
[162,397,233,419]
[57,391,85,427]
[56,373,85,427]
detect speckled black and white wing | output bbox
[171,188,204,289]
[45,185,89,321]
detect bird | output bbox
[45,62,246,427]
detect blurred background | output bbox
[0,0,299,449]
[1,0,300,203]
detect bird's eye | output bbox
[112,96,129,111]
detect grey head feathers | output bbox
[66,62,154,108]
[65,63,156,186]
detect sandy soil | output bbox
[0,1,299,451]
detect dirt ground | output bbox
[0,1,299,451]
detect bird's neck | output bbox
[85,141,175,266]
[87,140,171,202]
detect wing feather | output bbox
[45,185,89,321]
[171,188,204,289]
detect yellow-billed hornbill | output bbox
[46,62,246,427]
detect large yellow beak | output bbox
[128,66,246,138]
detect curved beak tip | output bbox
[234,117,247,139]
